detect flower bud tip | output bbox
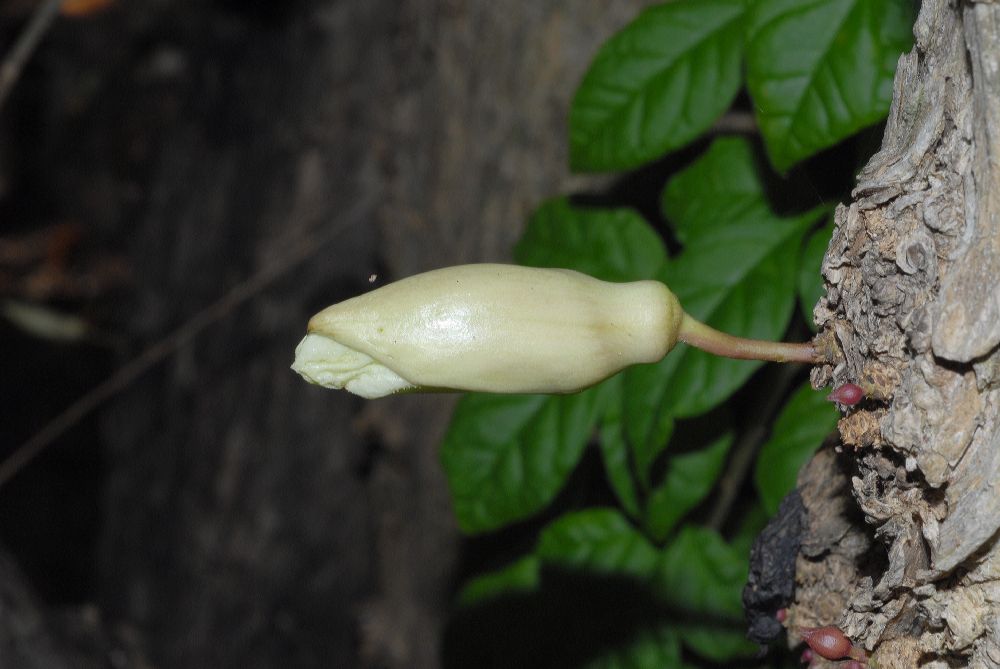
[291,333,415,399]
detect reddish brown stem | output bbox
[677,313,819,364]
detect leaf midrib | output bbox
[575,5,746,145]
[754,0,859,147]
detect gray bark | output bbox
[800,1,1000,666]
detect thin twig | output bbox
[0,0,63,111]
[0,195,376,489]
[709,111,757,135]
[706,360,806,531]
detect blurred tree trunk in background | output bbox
[0,1,648,668]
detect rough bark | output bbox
[797,1,1000,666]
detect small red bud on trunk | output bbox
[828,383,864,405]
[799,626,852,660]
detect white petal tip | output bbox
[291,334,415,399]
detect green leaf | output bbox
[569,0,747,172]
[746,0,915,170]
[537,508,659,581]
[799,220,834,330]
[676,626,759,663]
[598,382,642,518]
[625,138,819,448]
[632,417,675,493]
[658,136,765,247]
[457,555,541,607]
[730,502,770,558]
[535,512,756,664]
[584,626,684,669]
[656,526,747,618]
[442,382,615,533]
[445,192,668,534]
[515,198,667,281]
[656,527,756,661]
[509,198,670,526]
[599,399,676,519]
[755,382,838,514]
[644,431,732,542]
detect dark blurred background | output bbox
[0,1,656,667]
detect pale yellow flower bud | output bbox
[292,264,683,398]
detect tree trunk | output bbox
[52,2,643,669]
[796,1,1000,666]
[1,1,648,667]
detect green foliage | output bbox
[657,526,746,618]
[660,526,761,661]
[746,0,915,170]
[538,509,660,579]
[646,137,823,421]
[572,0,913,173]
[644,433,731,542]
[442,385,617,533]
[597,391,646,519]
[731,503,771,558]
[799,220,835,329]
[755,382,840,514]
[443,200,673,534]
[515,198,667,281]
[583,626,684,669]
[457,555,541,608]
[569,0,747,171]
[458,511,753,665]
[443,2,914,666]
